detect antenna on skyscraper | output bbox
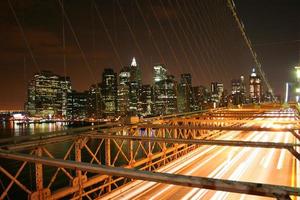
[131,57,137,67]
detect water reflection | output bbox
[0,121,68,139]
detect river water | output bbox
[0,121,148,199]
[0,121,71,199]
[0,121,68,139]
[0,121,117,199]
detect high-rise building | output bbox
[138,85,153,116]
[101,68,117,117]
[25,70,72,118]
[178,73,193,112]
[190,86,201,111]
[87,84,102,119]
[249,68,262,103]
[191,85,210,110]
[153,64,167,84]
[231,76,246,105]
[211,82,224,104]
[154,75,177,115]
[67,90,88,120]
[130,57,142,84]
[117,66,131,116]
[240,76,246,96]
[129,57,142,115]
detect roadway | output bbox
[102,109,298,200]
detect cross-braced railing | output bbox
[0,106,299,200]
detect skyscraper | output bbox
[138,84,153,116]
[87,84,102,119]
[231,76,246,105]
[67,90,88,120]
[130,57,141,84]
[190,86,201,111]
[25,70,72,118]
[178,73,193,112]
[101,68,117,117]
[154,75,177,115]
[211,82,224,105]
[153,64,167,84]
[129,57,142,115]
[153,65,166,115]
[117,66,131,116]
[249,68,262,103]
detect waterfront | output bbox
[0,121,68,139]
[0,121,150,199]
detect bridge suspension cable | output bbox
[7,0,40,73]
[227,0,275,98]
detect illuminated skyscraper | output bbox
[117,66,131,116]
[130,57,141,83]
[25,70,71,118]
[138,84,153,116]
[67,90,88,120]
[101,68,117,117]
[249,68,262,103]
[87,84,101,118]
[129,57,142,115]
[231,76,246,105]
[178,73,193,112]
[154,75,177,115]
[211,82,224,105]
[153,64,167,84]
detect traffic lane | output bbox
[137,131,293,200]
[103,130,255,200]
[203,131,294,200]
[132,131,263,200]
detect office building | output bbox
[153,64,167,84]
[129,57,142,115]
[211,82,224,105]
[25,70,72,118]
[231,76,246,105]
[67,90,88,120]
[178,73,193,112]
[154,75,177,115]
[101,68,117,117]
[87,84,102,119]
[249,68,262,103]
[138,85,153,116]
[117,66,131,116]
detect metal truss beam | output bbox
[0,150,298,199]
[137,124,299,132]
[89,134,300,149]
[89,134,300,161]
[2,124,299,151]
[200,115,295,118]
[169,119,299,125]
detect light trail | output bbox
[102,131,243,200]
[277,133,290,169]
[187,132,265,200]
[102,109,297,200]
[262,133,282,168]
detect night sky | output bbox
[0,0,299,109]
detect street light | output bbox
[295,66,300,81]
[294,66,300,103]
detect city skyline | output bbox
[0,0,299,109]
[0,1,299,199]
[24,59,267,119]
